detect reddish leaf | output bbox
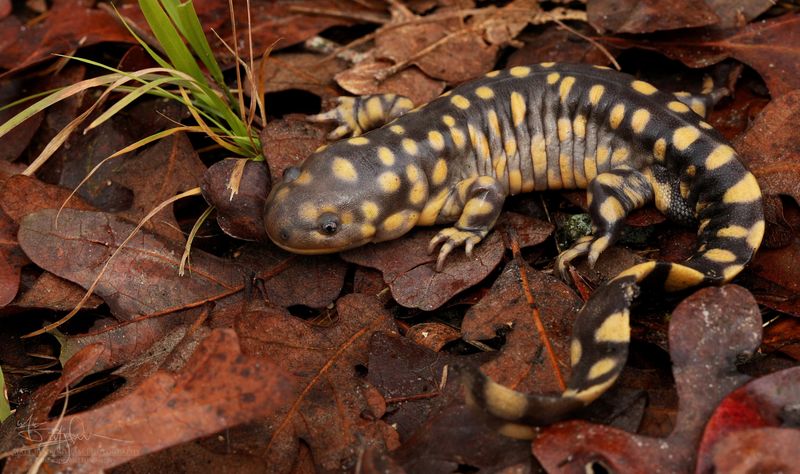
[335,59,446,108]
[0,1,131,73]
[696,367,800,472]
[254,52,346,98]
[735,89,800,204]
[604,14,800,98]
[406,322,460,352]
[260,116,328,187]
[588,0,719,34]
[495,211,554,249]
[707,428,800,473]
[343,229,505,311]
[4,329,296,473]
[533,285,762,472]
[18,209,243,319]
[237,243,348,309]
[235,294,400,471]
[508,27,612,68]
[0,174,94,223]
[462,260,581,393]
[13,271,103,311]
[763,317,800,360]
[112,132,207,243]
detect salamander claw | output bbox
[555,235,593,281]
[428,227,485,271]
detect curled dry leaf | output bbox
[260,116,328,187]
[235,294,400,472]
[406,322,461,352]
[342,229,505,311]
[532,285,762,472]
[17,209,243,320]
[708,428,800,473]
[201,158,270,242]
[3,329,296,473]
[13,272,104,312]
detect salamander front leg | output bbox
[556,168,654,280]
[308,94,414,139]
[429,176,506,271]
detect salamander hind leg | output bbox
[429,176,506,271]
[556,168,654,280]
[308,94,414,139]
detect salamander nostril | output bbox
[279,229,290,241]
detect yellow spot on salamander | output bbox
[614,261,657,283]
[546,72,560,84]
[748,220,765,250]
[509,169,522,194]
[664,264,706,291]
[573,115,586,138]
[504,138,517,157]
[531,134,547,174]
[361,201,379,221]
[402,138,419,155]
[295,171,312,185]
[653,138,667,161]
[510,92,526,127]
[463,199,494,216]
[451,95,471,110]
[631,80,658,95]
[631,108,650,134]
[348,136,369,145]
[428,130,445,151]
[611,147,630,165]
[699,121,713,129]
[703,248,738,263]
[378,147,395,166]
[596,173,624,188]
[382,211,416,232]
[409,180,427,205]
[406,164,421,182]
[570,339,582,366]
[389,124,405,135]
[315,144,328,153]
[673,126,700,151]
[488,110,501,138]
[360,223,376,238]
[588,358,617,380]
[565,377,618,404]
[431,159,448,186]
[717,225,749,238]
[559,154,574,188]
[668,101,690,113]
[589,85,605,106]
[594,310,630,343]
[332,157,358,182]
[365,96,382,119]
[378,171,401,193]
[450,127,466,148]
[722,172,760,204]
[442,115,456,127]
[485,70,501,78]
[510,66,531,77]
[722,264,745,282]
[540,62,555,67]
[272,187,289,203]
[596,145,610,168]
[475,86,494,99]
[609,104,625,129]
[705,144,736,170]
[599,196,624,223]
[560,76,576,102]
[557,118,572,142]
[691,99,706,117]
[418,188,449,225]
[299,202,318,221]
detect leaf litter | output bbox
[0,0,799,471]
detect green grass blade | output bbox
[0,366,11,422]
[138,0,205,84]
[175,1,227,90]
[85,76,180,131]
[0,73,121,139]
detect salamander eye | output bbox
[283,166,301,182]
[318,213,339,235]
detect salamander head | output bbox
[264,141,429,254]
